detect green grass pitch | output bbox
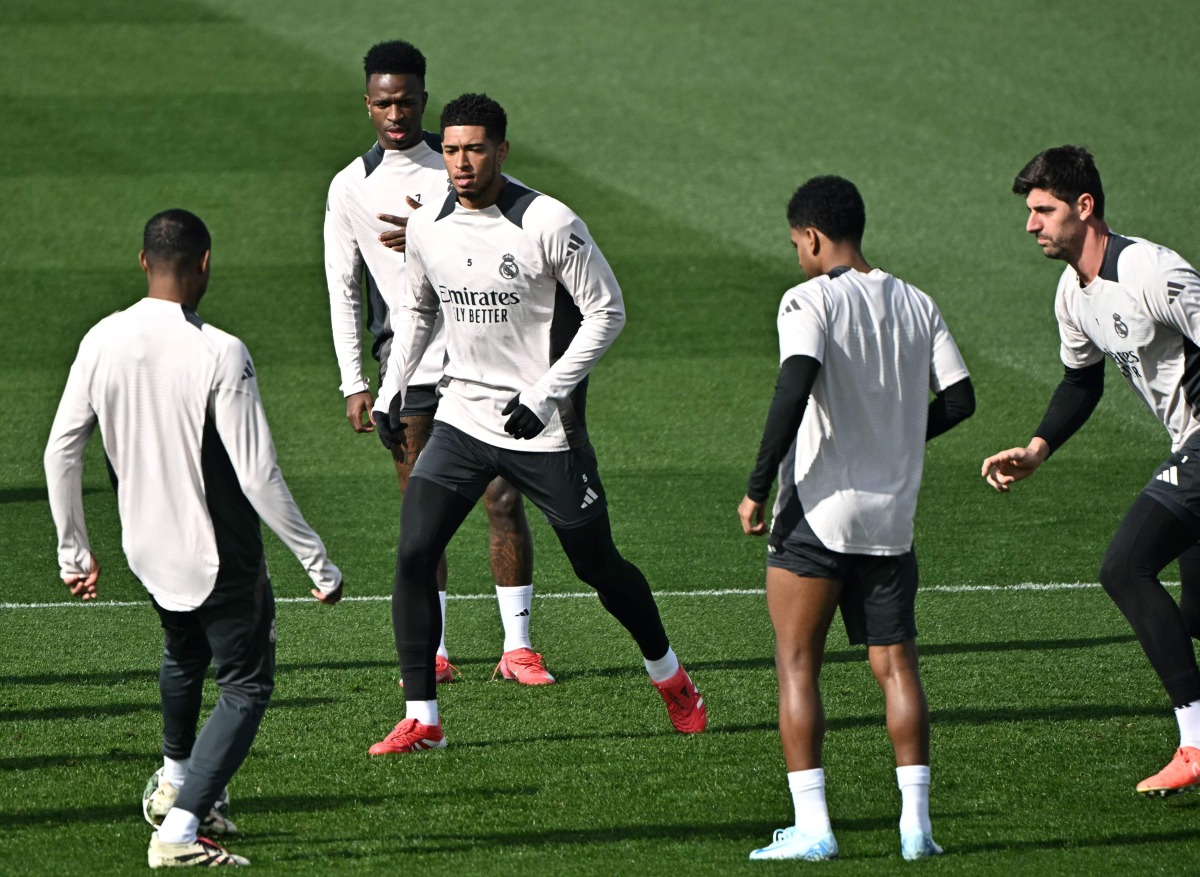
[3,0,1200,873]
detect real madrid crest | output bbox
[499,253,519,280]
[1113,313,1129,338]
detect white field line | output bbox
[0,581,1181,611]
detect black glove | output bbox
[375,394,407,450]
[502,394,545,439]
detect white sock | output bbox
[437,591,449,660]
[644,647,680,683]
[496,584,533,652]
[1177,700,1200,749]
[162,756,189,789]
[406,699,439,727]
[788,768,831,836]
[157,807,201,844]
[896,764,932,835]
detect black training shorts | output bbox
[768,513,919,646]
[411,421,607,529]
[1142,432,1200,527]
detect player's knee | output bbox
[572,547,627,589]
[774,644,821,678]
[396,537,437,586]
[1098,549,1133,597]
[483,479,524,525]
[217,676,274,717]
[868,643,916,685]
[1181,597,1200,640]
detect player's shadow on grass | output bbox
[275,657,500,674]
[0,695,336,723]
[4,668,159,687]
[265,817,901,856]
[0,803,142,827]
[949,825,1200,857]
[0,750,151,773]
[0,486,104,504]
[911,634,1137,658]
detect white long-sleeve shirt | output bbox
[375,182,625,451]
[324,138,450,396]
[774,268,970,554]
[44,297,341,611]
[1054,233,1200,452]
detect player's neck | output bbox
[1072,222,1110,286]
[458,177,507,211]
[818,246,871,276]
[378,134,425,153]
[147,283,203,310]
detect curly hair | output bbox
[786,176,866,245]
[363,40,427,84]
[143,209,210,268]
[439,93,507,142]
[1012,145,1105,219]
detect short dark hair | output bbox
[1012,145,1105,219]
[363,40,426,85]
[143,209,210,268]
[786,176,866,245]
[440,93,507,142]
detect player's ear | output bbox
[1076,192,1095,221]
[199,250,211,275]
[496,140,510,164]
[138,250,150,274]
[806,227,821,256]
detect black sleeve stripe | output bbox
[495,182,540,228]
[361,142,385,177]
[1099,233,1134,283]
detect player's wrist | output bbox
[1027,437,1051,462]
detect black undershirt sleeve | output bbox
[926,377,976,441]
[746,355,821,503]
[1032,360,1105,455]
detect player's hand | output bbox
[378,197,423,252]
[313,580,343,605]
[374,393,407,450]
[981,439,1049,492]
[502,395,545,439]
[63,554,100,601]
[738,495,767,536]
[346,391,375,433]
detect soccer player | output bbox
[366,93,705,755]
[739,176,973,861]
[325,41,549,685]
[44,210,343,868]
[982,145,1200,796]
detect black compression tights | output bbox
[393,477,671,701]
[553,513,670,662]
[1099,494,1200,707]
[393,477,477,701]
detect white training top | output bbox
[44,297,342,611]
[1055,233,1200,452]
[774,267,970,555]
[376,181,625,451]
[324,137,451,396]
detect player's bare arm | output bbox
[377,196,423,252]
[738,495,767,536]
[346,390,375,432]
[981,437,1050,492]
